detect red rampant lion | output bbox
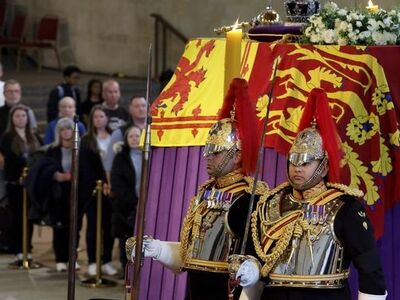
[153,40,216,116]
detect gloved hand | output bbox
[142,238,162,258]
[236,258,261,287]
[125,236,182,272]
[126,236,161,260]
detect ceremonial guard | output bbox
[232,88,387,300]
[126,78,268,300]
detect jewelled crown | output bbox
[284,0,320,23]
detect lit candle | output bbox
[224,20,242,96]
[366,0,379,13]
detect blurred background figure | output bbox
[47,65,82,123]
[79,105,117,276]
[101,79,129,132]
[0,105,42,266]
[104,96,146,182]
[110,125,141,274]
[81,79,103,126]
[44,96,86,145]
[0,79,37,137]
[43,118,76,272]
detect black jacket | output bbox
[0,132,42,182]
[78,135,107,213]
[25,146,70,227]
[110,149,138,238]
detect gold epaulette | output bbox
[326,182,364,198]
[243,176,269,196]
[257,182,290,206]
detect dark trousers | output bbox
[7,184,33,255]
[85,198,114,264]
[186,271,241,300]
[53,226,69,262]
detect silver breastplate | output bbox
[268,195,349,288]
[183,187,244,273]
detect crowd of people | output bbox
[0,64,144,277]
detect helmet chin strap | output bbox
[288,157,328,191]
[211,146,237,178]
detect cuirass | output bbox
[267,192,349,288]
[183,186,245,273]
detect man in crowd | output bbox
[104,95,146,181]
[0,79,37,137]
[46,65,82,123]
[101,79,129,132]
[232,88,387,300]
[126,79,268,299]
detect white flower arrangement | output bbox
[302,1,400,45]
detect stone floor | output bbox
[0,223,126,300]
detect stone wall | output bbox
[9,0,398,77]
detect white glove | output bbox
[130,237,182,272]
[129,237,161,260]
[142,238,162,258]
[236,259,261,287]
[358,291,387,300]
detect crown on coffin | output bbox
[284,0,320,23]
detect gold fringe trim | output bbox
[326,182,364,198]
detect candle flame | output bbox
[367,0,374,7]
[232,18,240,30]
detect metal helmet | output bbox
[203,118,240,157]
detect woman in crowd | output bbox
[44,96,86,145]
[79,105,117,276]
[44,118,78,272]
[81,79,103,126]
[0,105,41,265]
[110,125,141,273]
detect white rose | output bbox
[323,29,336,44]
[356,21,362,27]
[384,32,397,44]
[372,31,386,45]
[367,19,379,31]
[347,23,353,32]
[348,32,358,43]
[350,12,359,20]
[338,9,347,16]
[339,21,348,31]
[310,33,322,43]
[324,1,338,12]
[359,31,371,39]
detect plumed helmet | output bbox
[203,78,259,176]
[289,126,325,166]
[288,88,342,185]
[204,118,240,156]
